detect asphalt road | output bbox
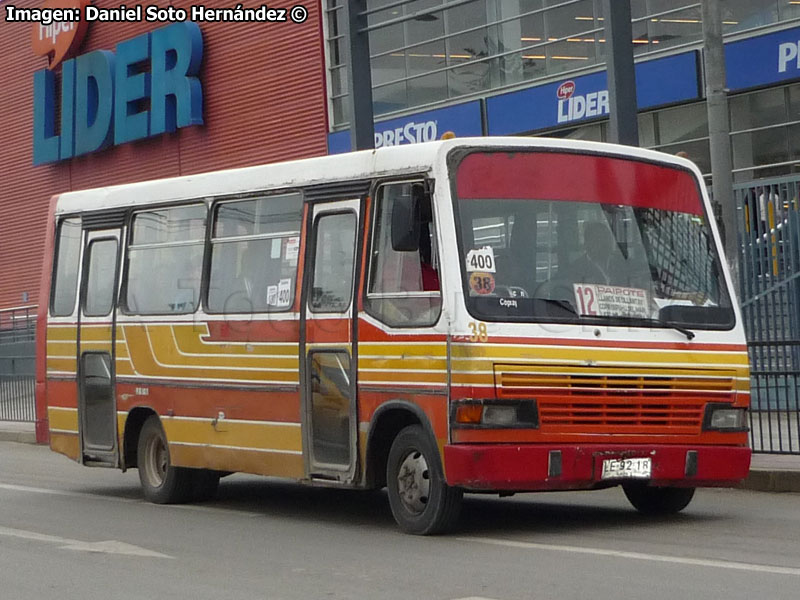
[1,441,799,600]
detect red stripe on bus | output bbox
[456,152,703,215]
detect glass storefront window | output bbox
[446,1,492,95]
[543,102,711,177]
[370,20,405,56]
[407,70,449,106]
[331,95,348,128]
[730,88,786,131]
[657,139,711,176]
[733,127,790,174]
[448,58,492,97]
[374,81,408,115]
[780,0,800,21]
[405,0,445,46]
[543,0,594,38]
[327,0,800,129]
[657,103,708,146]
[788,124,800,162]
[730,85,800,181]
[638,112,656,147]
[519,7,547,80]
[788,83,800,117]
[721,0,779,32]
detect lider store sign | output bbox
[32,1,204,165]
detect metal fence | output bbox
[736,176,800,454]
[0,306,36,423]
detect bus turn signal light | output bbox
[455,404,483,424]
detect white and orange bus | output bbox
[37,137,751,534]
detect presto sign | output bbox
[726,25,800,91]
[779,39,800,73]
[33,21,204,165]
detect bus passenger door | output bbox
[77,227,122,466]
[301,199,362,482]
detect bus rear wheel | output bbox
[622,483,695,515]
[386,425,463,535]
[137,415,194,504]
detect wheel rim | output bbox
[396,449,431,515]
[143,430,168,489]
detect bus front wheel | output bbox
[137,415,194,504]
[622,483,695,515]
[386,425,463,535]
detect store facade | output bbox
[324,0,800,184]
[0,0,329,313]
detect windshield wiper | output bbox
[621,317,696,340]
[535,297,579,316]
[533,300,695,340]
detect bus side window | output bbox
[309,212,357,312]
[124,205,206,315]
[207,193,303,313]
[365,181,442,328]
[51,217,82,317]
[84,239,118,317]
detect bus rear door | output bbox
[77,224,122,466]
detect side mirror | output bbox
[391,186,422,252]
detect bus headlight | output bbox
[482,405,518,426]
[453,400,539,428]
[703,405,748,431]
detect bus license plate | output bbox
[601,457,652,480]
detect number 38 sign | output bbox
[469,272,495,295]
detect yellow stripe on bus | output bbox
[47,358,77,373]
[47,325,78,341]
[122,325,299,382]
[162,418,302,453]
[358,343,447,357]
[48,406,79,433]
[172,323,299,356]
[359,357,448,371]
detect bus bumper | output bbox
[443,444,751,491]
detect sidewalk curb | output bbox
[0,430,37,444]
[740,469,800,493]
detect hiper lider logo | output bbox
[557,80,575,100]
[556,79,610,124]
[31,0,91,70]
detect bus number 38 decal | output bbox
[468,322,488,342]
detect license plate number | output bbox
[601,457,652,480]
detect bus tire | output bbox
[386,425,463,535]
[137,415,194,504]
[622,483,695,516]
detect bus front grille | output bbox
[536,398,705,433]
[494,364,737,434]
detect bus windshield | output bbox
[453,150,734,329]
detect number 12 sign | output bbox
[573,284,649,319]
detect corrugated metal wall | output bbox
[0,0,329,308]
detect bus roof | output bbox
[53,136,699,215]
